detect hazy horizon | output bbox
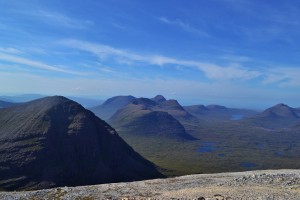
[1,1,300,109]
[1,92,299,110]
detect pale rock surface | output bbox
[1,169,300,199]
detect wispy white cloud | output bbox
[60,39,261,81]
[263,67,300,87]
[59,39,300,87]
[60,39,146,61]
[2,70,299,109]
[0,52,84,75]
[36,10,94,29]
[0,47,23,54]
[11,9,93,29]
[158,17,210,37]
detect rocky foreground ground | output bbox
[1,169,300,199]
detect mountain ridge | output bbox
[90,95,136,120]
[109,99,196,140]
[0,96,163,190]
[243,103,300,129]
[0,100,15,108]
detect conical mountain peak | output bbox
[151,95,167,103]
[263,103,298,118]
[0,96,163,190]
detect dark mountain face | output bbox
[0,96,162,190]
[244,103,300,129]
[206,105,227,110]
[155,100,195,120]
[158,100,183,110]
[132,98,158,107]
[92,95,194,122]
[117,111,195,140]
[184,105,208,116]
[0,100,15,108]
[109,101,196,140]
[90,95,136,120]
[262,103,298,118]
[295,108,300,117]
[151,95,167,103]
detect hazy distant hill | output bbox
[151,95,167,103]
[110,98,195,140]
[90,95,136,120]
[67,96,103,108]
[89,95,300,177]
[0,100,15,108]
[0,94,103,108]
[155,99,195,121]
[243,103,300,129]
[0,94,46,102]
[184,104,258,120]
[0,96,162,190]
[91,95,195,122]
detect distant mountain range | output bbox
[0,96,162,190]
[91,95,135,120]
[89,95,300,176]
[91,95,196,140]
[243,103,300,129]
[0,94,103,108]
[91,95,300,135]
[184,104,258,120]
[2,93,299,187]
[110,97,196,140]
[0,94,46,102]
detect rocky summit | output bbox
[0,96,163,191]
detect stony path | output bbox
[1,169,300,199]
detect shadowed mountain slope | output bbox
[90,95,135,120]
[0,96,163,190]
[151,95,167,104]
[243,103,300,129]
[92,95,195,122]
[0,100,15,108]
[155,99,195,121]
[110,99,196,140]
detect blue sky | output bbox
[0,0,300,108]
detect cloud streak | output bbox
[0,52,84,75]
[263,67,300,87]
[2,70,298,109]
[158,17,210,37]
[36,10,94,29]
[60,39,262,81]
[60,39,300,87]
[9,8,93,29]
